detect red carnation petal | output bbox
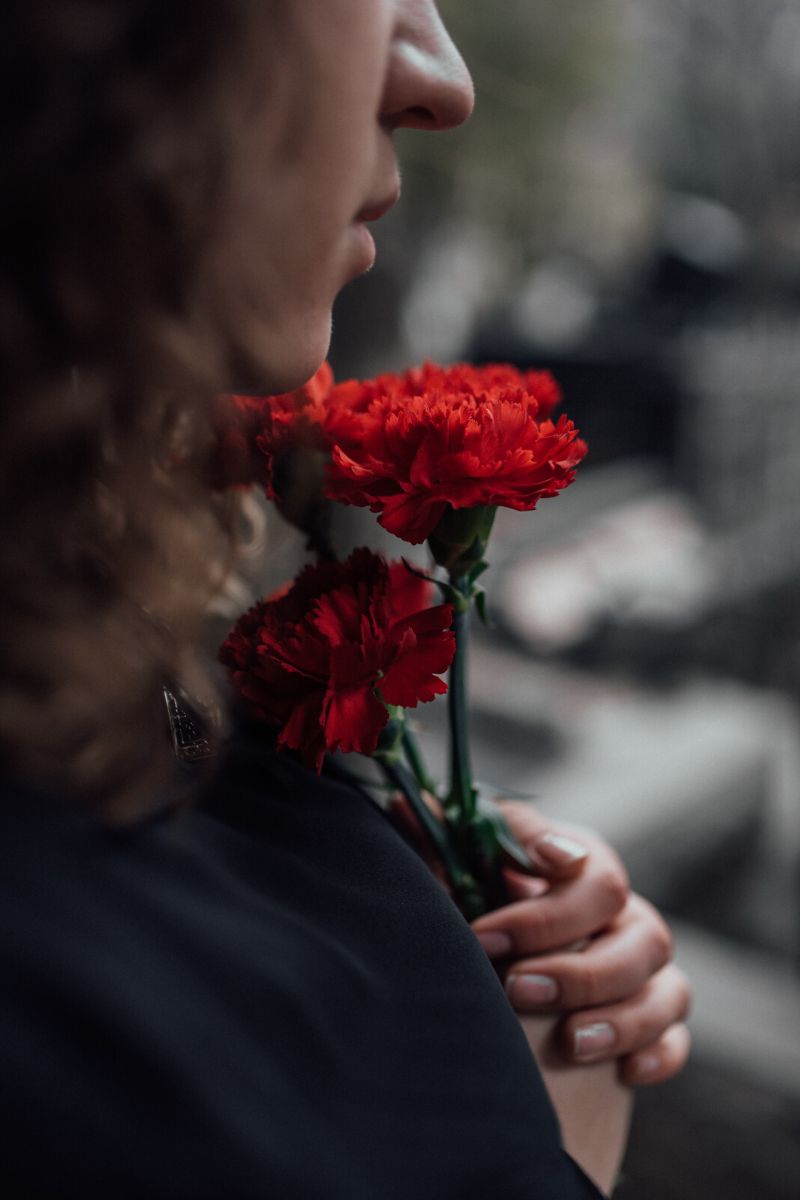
[381,663,448,708]
[386,562,436,621]
[401,603,456,641]
[323,684,389,756]
[304,361,335,403]
[322,363,583,545]
[313,588,365,648]
[278,691,327,772]
[378,492,447,544]
[220,547,457,767]
[380,610,455,708]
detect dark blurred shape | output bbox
[624,1057,800,1200]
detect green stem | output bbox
[400,722,438,797]
[378,755,480,910]
[447,577,476,825]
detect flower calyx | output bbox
[428,504,497,576]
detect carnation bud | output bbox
[428,505,497,576]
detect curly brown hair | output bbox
[0,0,279,815]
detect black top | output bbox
[0,721,603,1199]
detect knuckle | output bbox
[568,960,605,1006]
[630,894,674,968]
[628,1005,652,1048]
[529,907,561,951]
[652,1024,691,1082]
[652,917,674,968]
[506,902,557,954]
[596,866,628,916]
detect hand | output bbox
[470,801,692,1087]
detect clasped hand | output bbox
[471,801,692,1086]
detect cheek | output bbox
[230,180,347,390]
[235,109,369,291]
[274,7,390,193]
[212,1,392,383]
[269,172,355,296]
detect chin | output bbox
[223,313,332,396]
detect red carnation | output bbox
[254,362,335,500]
[209,393,273,490]
[210,362,335,492]
[325,363,587,545]
[324,362,562,421]
[219,549,455,771]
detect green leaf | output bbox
[472,814,501,855]
[467,559,490,586]
[474,587,491,627]
[476,794,534,871]
[400,557,434,583]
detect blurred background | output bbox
[272,0,800,1193]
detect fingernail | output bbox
[506,973,560,1006]
[537,833,589,866]
[474,931,513,958]
[573,1021,616,1060]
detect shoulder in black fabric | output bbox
[0,748,603,1199]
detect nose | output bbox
[381,2,474,133]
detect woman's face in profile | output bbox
[230,0,473,392]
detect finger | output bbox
[502,873,552,902]
[472,859,628,958]
[559,963,693,1064]
[504,894,673,1012]
[500,802,629,890]
[524,831,590,877]
[389,794,578,877]
[497,802,591,879]
[619,1022,692,1087]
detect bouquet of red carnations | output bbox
[216,361,587,918]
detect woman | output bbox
[0,2,690,1196]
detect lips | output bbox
[345,181,401,282]
[354,185,401,225]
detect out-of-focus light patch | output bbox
[663,193,750,273]
[510,259,598,350]
[499,493,720,653]
[402,220,509,362]
[765,6,800,79]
